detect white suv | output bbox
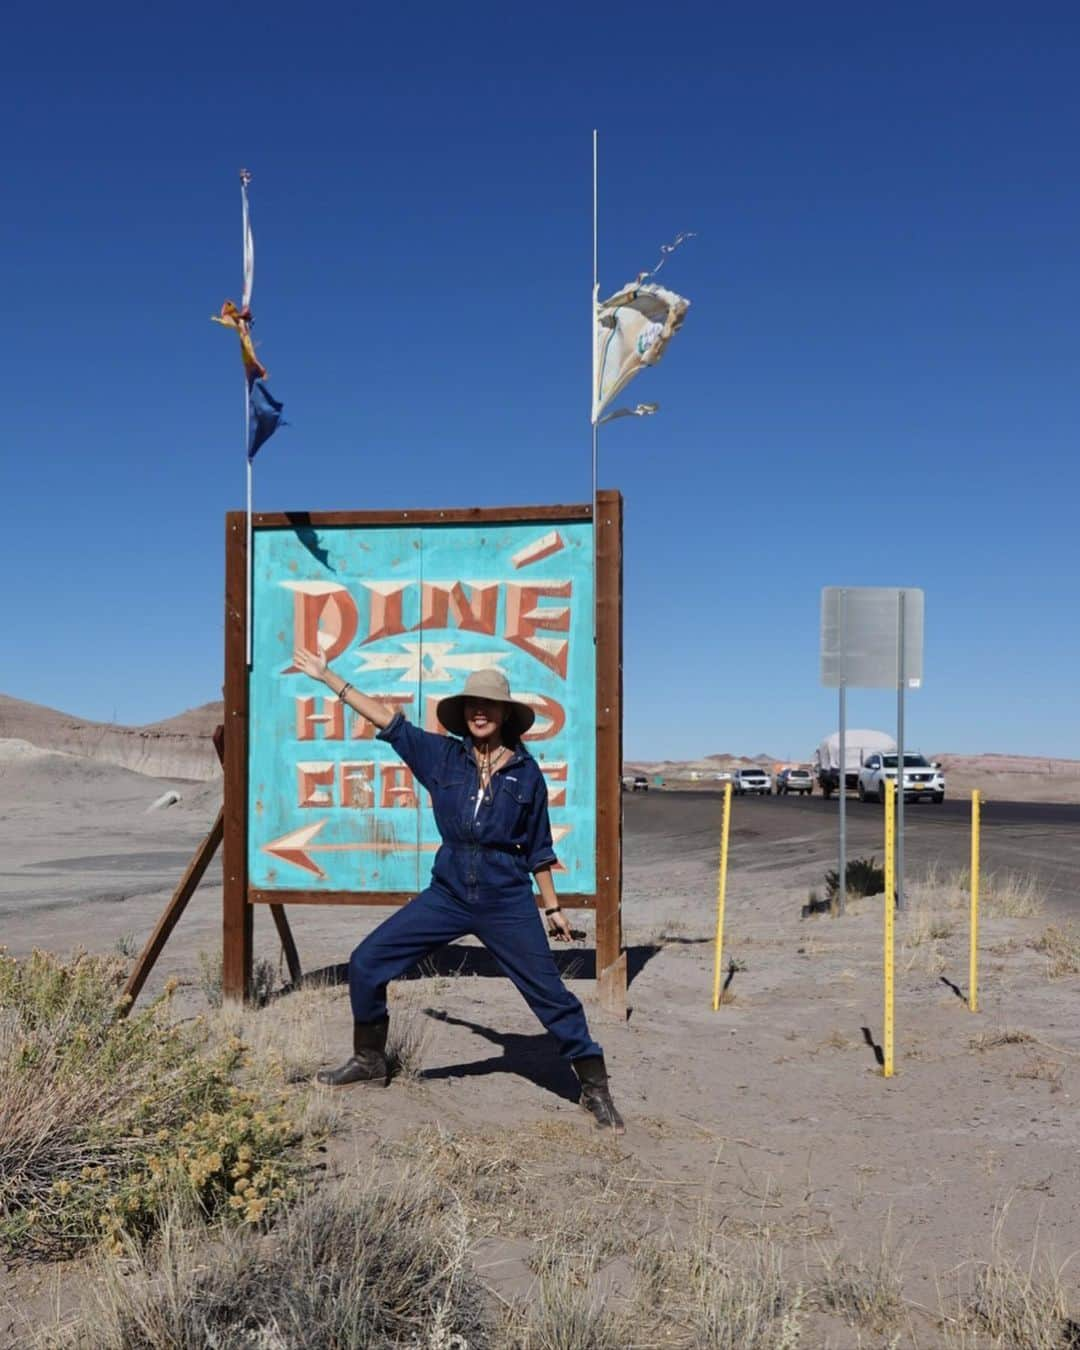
[733,767,772,796]
[857,753,945,805]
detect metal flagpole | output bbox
[896,590,906,910]
[245,426,252,668]
[241,171,253,668]
[591,128,599,639]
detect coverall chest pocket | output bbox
[429,764,472,826]
[495,777,533,837]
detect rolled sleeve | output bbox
[524,774,558,872]
[376,713,449,790]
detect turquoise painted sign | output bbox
[248,519,596,894]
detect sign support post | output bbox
[969,789,981,1013]
[895,590,907,911]
[821,585,924,924]
[837,589,848,913]
[883,777,896,1077]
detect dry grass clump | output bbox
[0,949,301,1261]
[1013,1054,1064,1091]
[941,1226,1078,1349]
[197,949,278,1010]
[631,1224,804,1349]
[504,1225,635,1349]
[46,1180,488,1350]
[383,1120,630,1244]
[1029,924,1080,979]
[970,1027,1034,1052]
[905,904,956,948]
[215,981,340,1085]
[912,863,1046,919]
[814,1234,906,1332]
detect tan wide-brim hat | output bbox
[436,668,535,740]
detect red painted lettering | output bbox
[414,581,499,635]
[282,583,358,673]
[363,581,410,643]
[339,761,375,808]
[295,696,344,742]
[380,764,417,809]
[350,694,415,740]
[505,581,572,677]
[297,761,335,808]
[540,761,568,806]
[423,696,450,734]
[520,693,566,741]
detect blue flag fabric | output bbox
[248,380,284,460]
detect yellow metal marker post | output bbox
[883,777,895,1077]
[711,782,733,1011]
[969,790,981,1012]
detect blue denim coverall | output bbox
[348,713,602,1062]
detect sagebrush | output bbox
[0,949,300,1260]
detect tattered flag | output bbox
[212,170,285,457]
[592,281,690,424]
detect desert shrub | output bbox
[825,856,885,902]
[1029,924,1080,979]
[0,949,299,1260]
[48,1182,488,1349]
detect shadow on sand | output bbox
[297,935,711,994]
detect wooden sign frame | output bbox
[223,493,625,1012]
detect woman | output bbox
[292,650,624,1133]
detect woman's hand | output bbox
[546,909,574,943]
[293,647,329,682]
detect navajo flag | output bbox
[212,170,285,459]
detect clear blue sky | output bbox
[2,2,1077,761]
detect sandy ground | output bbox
[2,753,1080,1345]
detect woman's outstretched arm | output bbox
[292,648,396,729]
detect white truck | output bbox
[813,730,896,799]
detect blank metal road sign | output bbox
[820,587,924,690]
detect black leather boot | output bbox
[572,1055,625,1134]
[316,1018,390,1086]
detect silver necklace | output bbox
[476,744,507,803]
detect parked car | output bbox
[632,775,649,793]
[856,753,945,804]
[732,767,771,796]
[775,767,814,796]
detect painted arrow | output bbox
[262,820,438,879]
[263,821,574,880]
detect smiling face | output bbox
[464,697,507,745]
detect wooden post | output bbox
[223,512,252,1001]
[120,810,224,1013]
[594,489,626,1016]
